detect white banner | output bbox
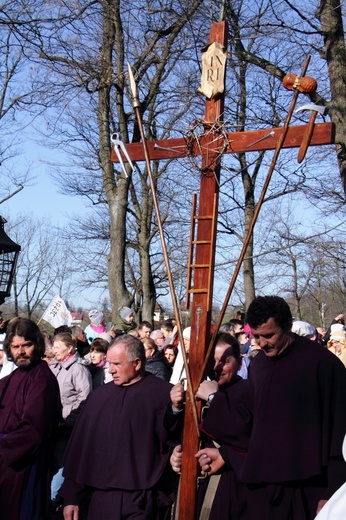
[41,294,72,328]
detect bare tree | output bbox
[254,202,346,323]
[224,0,346,195]
[3,0,344,319]
[194,0,345,310]
[0,1,41,203]
[33,0,205,320]
[7,214,75,319]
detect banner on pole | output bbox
[41,294,72,328]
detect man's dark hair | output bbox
[4,317,46,361]
[246,296,293,331]
[215,333,241,361]
[138,321,152,330]
[229,318,243,327]
[161,320,173,332]
[220,318,244,334]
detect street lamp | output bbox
[0,217,21,305]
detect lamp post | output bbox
[0,217,21,305]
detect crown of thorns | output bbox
[184,118,229,173]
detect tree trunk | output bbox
[98,1,133,319]
[139,245,156,323]
[243,208,256,306]
[316,0,346,195]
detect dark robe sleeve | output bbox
[199,378,253,478]
[60,479,86,506]
[199,378,253,453]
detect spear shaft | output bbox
[127,63,199,436]
[198,55,312,382]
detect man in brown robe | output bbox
[0,317,61,520]
[61,334,183,520]
[242,296,346,519]
[195,297,346,519]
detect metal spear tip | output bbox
[295,104,328,116]
[127,62,141,109]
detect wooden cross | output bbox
[112,20,334,520]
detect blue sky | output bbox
[2,139,109,311]
[3,139,87,225]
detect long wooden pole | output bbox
[127,64,199,436]
[198,55,312,382]
[177,21,229,520]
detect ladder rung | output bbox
[188,288,208,294]
[190,264,209,268]
[192,240,211,245]
[193,215,213,220]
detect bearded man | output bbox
[0,317,61,520]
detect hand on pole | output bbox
[171,381,185,412]
[196,380,218,401]
[170,444,183,474]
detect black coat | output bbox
[242,334,346,519]
[60,374,179,501]
[145,351,172,381]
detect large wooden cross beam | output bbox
[111,122,333,163]
[112,21,334,520]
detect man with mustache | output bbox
[0,317,61,520]
[242,296,346,519]
[188,297,346,519]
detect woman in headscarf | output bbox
[84,309,106,344]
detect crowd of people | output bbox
[0,300,345,519]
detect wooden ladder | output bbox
[185,192,218,313]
